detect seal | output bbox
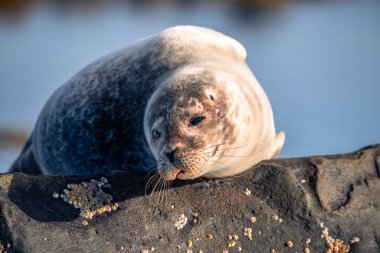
[10,25,285,180]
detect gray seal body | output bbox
[10,26,285,176]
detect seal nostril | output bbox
[165,148,178,163]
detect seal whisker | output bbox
[203,170,232,180]
[150,176,163,204]
[156,178,162,204]
[145,176,157,193]
[213,154,253,158]
[160,181,166,205]
[146,171,160,188]
[150,174,162,194]
[157,176,166,204]
[217,147,263,158]
[159,179,166,204]
[201,145,249,155]
[146,170,158,181]
[147,167,159,176]
[162,180,170,205]
[204,169,246,180]
[145,176,160,194]
[193,141,239,153]
[147,166,158,172]
[158,177,168,204]
[209,161,252,169]
[145,172,161,198]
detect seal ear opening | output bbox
[209,94,215,101]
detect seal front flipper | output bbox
[9,134,42,175]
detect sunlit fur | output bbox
[144,65,284,183]
[10,25,284,198]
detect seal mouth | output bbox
[159,164,200,180]
[176,170,203,180]
[158,155,206,181]
[176,170,197,180]
[159,166,180,181]
[172,164,191,180]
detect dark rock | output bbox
[0,145,379,253]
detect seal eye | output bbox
[152,130,161,141]
[190,115,205,126]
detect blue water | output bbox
[0,1,379,172]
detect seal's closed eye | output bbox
[189,115,205,126]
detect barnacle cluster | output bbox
[243,227,253,240]
[174,214,188,230]
[321,224,360,253]
[53,177,118,219]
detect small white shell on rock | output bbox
[174,214,188,230]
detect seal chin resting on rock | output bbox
[10,25,285,180]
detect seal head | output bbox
[143,62,285,181]
[144,68,237,180]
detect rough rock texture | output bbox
[0,145,379,253]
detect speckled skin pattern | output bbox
[10,26,285,178]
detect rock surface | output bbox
[0,145,379,253]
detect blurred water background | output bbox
[0,0,379,173]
